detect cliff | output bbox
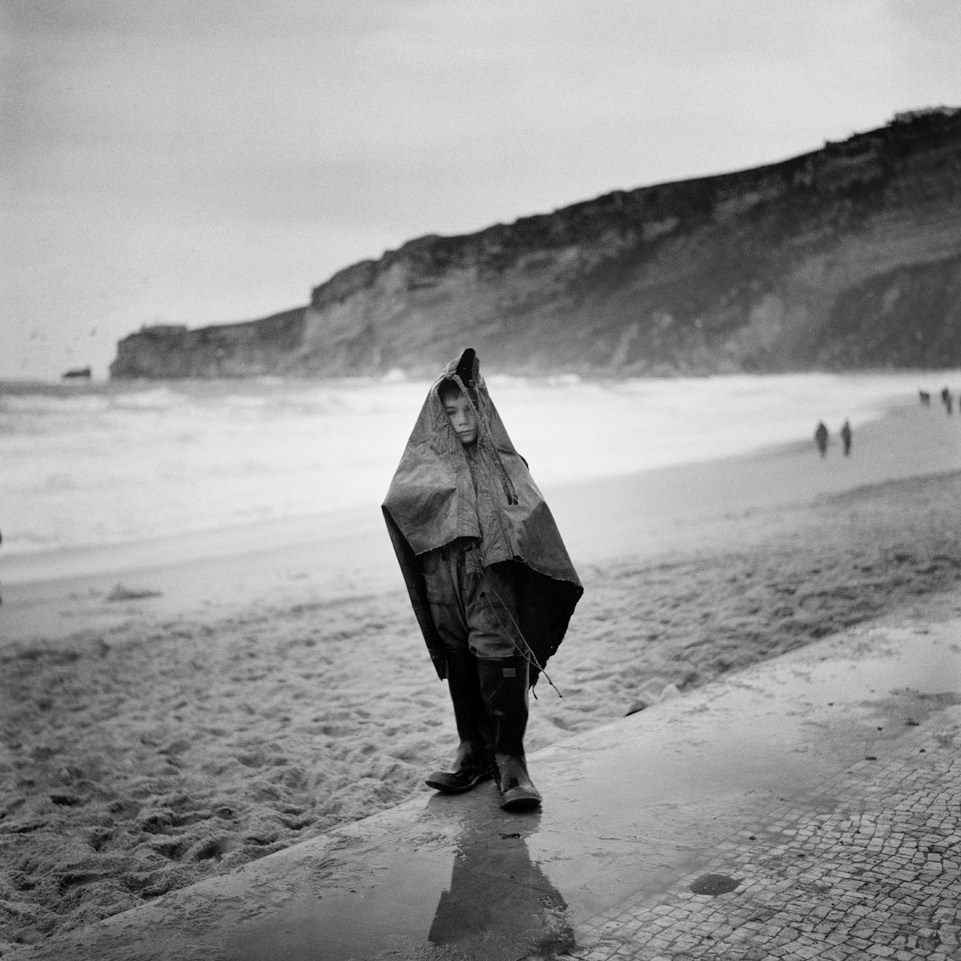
[110,109,961,379]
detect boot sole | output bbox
[500,790,542,812]
[425,770,494,794]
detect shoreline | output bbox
[1,401,960,949]
[3,402,958,645]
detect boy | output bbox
[383,349,582,811]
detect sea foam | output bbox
[1,370,956,555]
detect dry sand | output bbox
[1,403,960,952]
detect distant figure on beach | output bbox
[383,349,582,812]
[840,420,852,456]
[919,390,931,406]
[814,421,829,457]
[941,387,954,415]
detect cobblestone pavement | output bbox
[539,709,961,961]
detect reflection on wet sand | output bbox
[427,796,576,957]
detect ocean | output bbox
[1,370,957,558]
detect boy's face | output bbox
[442,391,478,446]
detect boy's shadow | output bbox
[425,791,576,957]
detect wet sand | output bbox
[1,403,960,951]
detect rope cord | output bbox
[483,581,563,700]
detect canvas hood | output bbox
[382,349,582,684]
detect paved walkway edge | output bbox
[9,615,961,961]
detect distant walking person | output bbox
[941,387,954,415]
[919,390,931,406]
[840,420,852,456]
[814,421,829,458]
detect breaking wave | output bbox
[1,370,955,555]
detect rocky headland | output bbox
[110,109,961,379]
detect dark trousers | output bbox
[422,545,530,758]
[422,545,520,660]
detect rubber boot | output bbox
[425,654,494,794]
[477,656,542,812]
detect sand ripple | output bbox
[2,472,961,950]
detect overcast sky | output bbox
[2,0,958,380]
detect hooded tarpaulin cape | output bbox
[382,349,583,685]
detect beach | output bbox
[1,402,960,952]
